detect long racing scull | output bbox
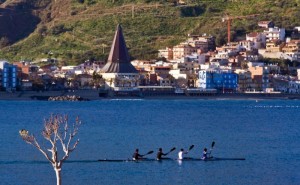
[97,157,246,162]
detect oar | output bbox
[182,145,194,159]
[209,141,215,157]
[188,145,194,152]
[142,151,154,157]
[165,147,176,155]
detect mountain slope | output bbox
[0,0,300,64]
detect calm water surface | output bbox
[0,99,299,185]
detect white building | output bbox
[294,27,300,32]
[169,69,187,79]
[263,27,286,42]
[246,32,266,49]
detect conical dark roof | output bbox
[101,24,138,73]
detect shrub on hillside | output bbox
[37,25,48,36]
[51,24,69,35]
[180,6,205,17]
[0,37,10,48]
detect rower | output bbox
[201,148,209,160]
[156,148,167,160]
[132,149,143,160]
[178,148,188,160]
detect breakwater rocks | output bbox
[48,95,85,101]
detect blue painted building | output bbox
[0,61,17,91]
[199,70,238,92]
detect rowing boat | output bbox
[97,157,245,162]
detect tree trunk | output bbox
[54,168,62,185]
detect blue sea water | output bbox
[0,99,299,185]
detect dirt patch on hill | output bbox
[0,7,40,44]
[0,0,72,45]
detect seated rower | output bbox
[201,148,211,160]
[156,148,167,160]
[178,148,188,160]
[132,149,143,160]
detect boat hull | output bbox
[97,157,245,162]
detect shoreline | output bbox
[0,90,300,101]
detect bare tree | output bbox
[19,114,82,185]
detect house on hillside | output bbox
[265,41,283,52]
[158,47,174,60]
[263,27,286,42]
[258,21,274,29]
[246,32,266,49]
[282,40,300,61]
[172,44,197,59]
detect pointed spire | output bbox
[107,24,130,64]
[101,24,137,73]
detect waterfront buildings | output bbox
[248,63,270,91]
[1,21,300,95]
[198,69,238,92]
[0,61,17,91]
[288,80,300,93]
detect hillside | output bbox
[0,0,300,64]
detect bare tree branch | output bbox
[19,115,82,185]
[20,131,54,163]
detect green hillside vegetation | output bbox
[0,0,300,65]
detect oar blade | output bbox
[170,147,176,152]
[188,145,194,151]
[211,141,215,148]
[141,150,154,157]
[147,151,154,155]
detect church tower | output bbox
[101,24,139,90]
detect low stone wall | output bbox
[0,90,101,100]
[1,90,300,100]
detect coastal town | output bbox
[1,21,300,99]
[2,1,300,184]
